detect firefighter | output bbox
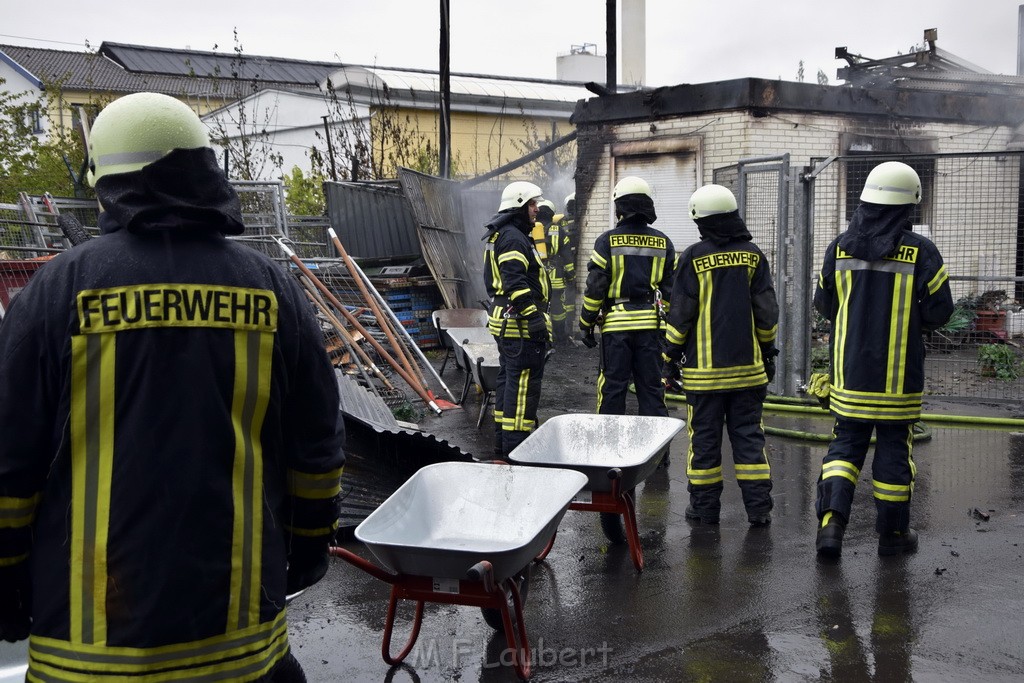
[814,161,953,558]
[483,181,551,457]
[663,184,778,526]
[579,176,675,423]
[0,93,345,682]
[547,193,580,342]
[535,199,565,340]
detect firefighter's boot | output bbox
[878,528,919,556]
[816,511,846,558]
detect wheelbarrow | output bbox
[330,461,587,680]
[508,414,685,572]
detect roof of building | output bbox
[0,44,220,96]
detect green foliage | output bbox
[391,401,422,422]
[281,166,326,215]
[811,344,830,372]
[0,77,91,202]
[978,344,1020,381]
[940,303,974,334]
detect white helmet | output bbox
[689,184,738,219]
[537,199,556,213]
[860,161,922,205]
[88,92,210,186]
[564,192,576,208]
[499,181,544,212]
[613,176,651,200]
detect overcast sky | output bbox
[2,0,1022,86]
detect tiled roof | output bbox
[0,44,221,96]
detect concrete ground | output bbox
[3,342,1023,681]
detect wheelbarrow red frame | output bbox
[535,467,645,571]
[330,547,533,680]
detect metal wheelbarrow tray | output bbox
[508,414,685,572]
[331,461,587,679]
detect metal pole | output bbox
[606,0,617,93]
[348,253,459,403]
[321,115,338,181]
[439,0,452,178]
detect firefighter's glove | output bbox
[580,326,598,348]
[761,345,779,384]
[807,372,831,410]
[0,565,31,643]
[286,538,331,594]
[526,315,549,342]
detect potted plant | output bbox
[977,343,1020,381]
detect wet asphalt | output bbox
[290,344,1024,682]
[2,344,1022,682]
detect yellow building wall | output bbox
[371,105,574,179]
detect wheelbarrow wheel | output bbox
[481,566,530,632]
[600,512,627,544]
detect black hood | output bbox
[537,205,555,226]
[615,194,657,225]
[483,208,532,238]
[95,147,245,236]
[838,202,913,261]
[695,211,752,246]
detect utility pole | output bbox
[439,0,452,178]
[321,115,338,181]
[606,0,617,93]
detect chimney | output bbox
[621,0,646,87]
[1018,4,1024,75]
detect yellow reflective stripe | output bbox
[927,264,948,295]
[70,333,116,646]
[596,370,606,412]
[822,460,860,485]
[682,362,765,378]
[515,368,531,431]
[497,251,529,267]
[872,479,911,502]
[508,287,532,301]
[610,254,625,299]
[697,271,713,368]
[590,251,607,269]
[287,467,343,500]
[687,466,724,485]
[829,387,923,403]
[665,323,687,346]
[682,374,767,391]
[285,521,340,537]
[0,552,29,567]
[755,324,777,343]
[228,330,273,632]
[887,272,912,394]
[28,612,288,680]
[0,493,41,528]
[735,463,771,481]
[582,296,603,312]
[834,269,852,389]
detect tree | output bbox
[796,60,805,83]
[817,69,830,86]
[281,166,326,215]
[0,77,91,203]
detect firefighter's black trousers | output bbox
[816,418,915,534]
[494,337,547,456]
[597,329,668,417]
[685,387,772,516]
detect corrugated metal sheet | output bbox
[325,181,421,260]
[398,169,484,309]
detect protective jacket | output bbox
[814,202,953,422]
[483,211,551,340]
[665,211,778,392]
[580,215,675,333]
[546,213,577,287]
[0,148,345,681]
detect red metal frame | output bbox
[534,474,645,571]
[330,547,533,680]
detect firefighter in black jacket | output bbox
[0,93,344,682]
[814,161,953,558]
[663,184,779,526]
[546,194,579,342]
[483,181,551,457]
[579,176,675,420]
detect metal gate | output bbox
[714,155,807,397]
